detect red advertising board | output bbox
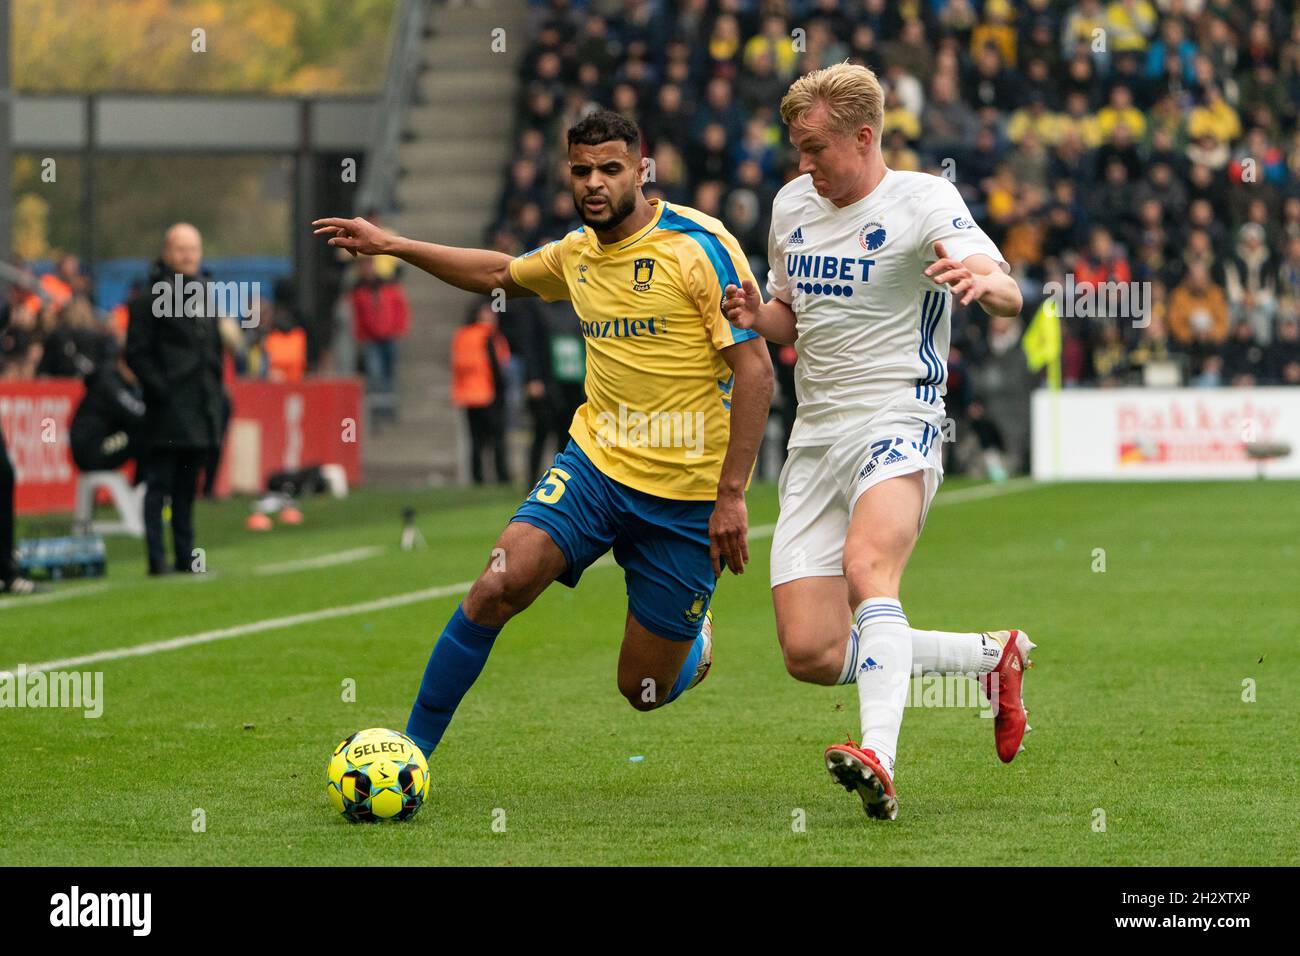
[0,380,84,514]
[0,378,363,515]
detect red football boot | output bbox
[978,630,1036,763]
[825,739,898,820]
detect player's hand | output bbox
[924,241,987,306]
[311,217,392,258]
[722,279,762,330]
[709,490,749,576]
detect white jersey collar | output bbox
[811,167,896,214]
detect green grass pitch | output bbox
[1,478,1296,866]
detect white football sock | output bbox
[838,627,1000,682]
[854,598,912,777]
[911,628,1002,676]
[836,625,860,684]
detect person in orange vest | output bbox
[37,253,83,313]
[451,302,512,485]
[264,301,308,383]
[108,280,144,345]
[39,271,72,311]
[109,301,130,342]
[0,280,42,378]
[23,253,85,327]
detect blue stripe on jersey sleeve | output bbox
[658,207,740,286]
[658,207,759,345]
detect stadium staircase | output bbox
[364,0,532,485]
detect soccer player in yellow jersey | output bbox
[314,110,773,758]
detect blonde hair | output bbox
[779,62,884,135]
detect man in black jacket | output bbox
[125,223,225,575]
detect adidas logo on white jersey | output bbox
[788,226,805,245]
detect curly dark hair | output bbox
[566,109,641,152]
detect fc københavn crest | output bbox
[633,257,656,291]
[859,221,887,251]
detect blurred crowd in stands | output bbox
[475,0,1300,476]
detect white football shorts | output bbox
[770,398,945,588]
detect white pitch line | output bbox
[0,580,475,678]
[933,476,1038,504]
[254,545,385,576]
[0,581,112,610]
[2,479,1041,675]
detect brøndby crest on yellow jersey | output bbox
[632,257,656,292]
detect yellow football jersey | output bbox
[509,199,759,501]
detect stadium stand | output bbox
[494,0,1300,476]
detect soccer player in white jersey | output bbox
[723,63,1037,820]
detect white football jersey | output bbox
[766,170,1007,448]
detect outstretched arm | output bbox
[721,279,799,345]
[313,216,532,298]
[925,242,1022,317]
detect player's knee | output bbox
[780,638,838,685]
[618,674,663,711]
[464,570,532,626]
[843,546,904,597]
